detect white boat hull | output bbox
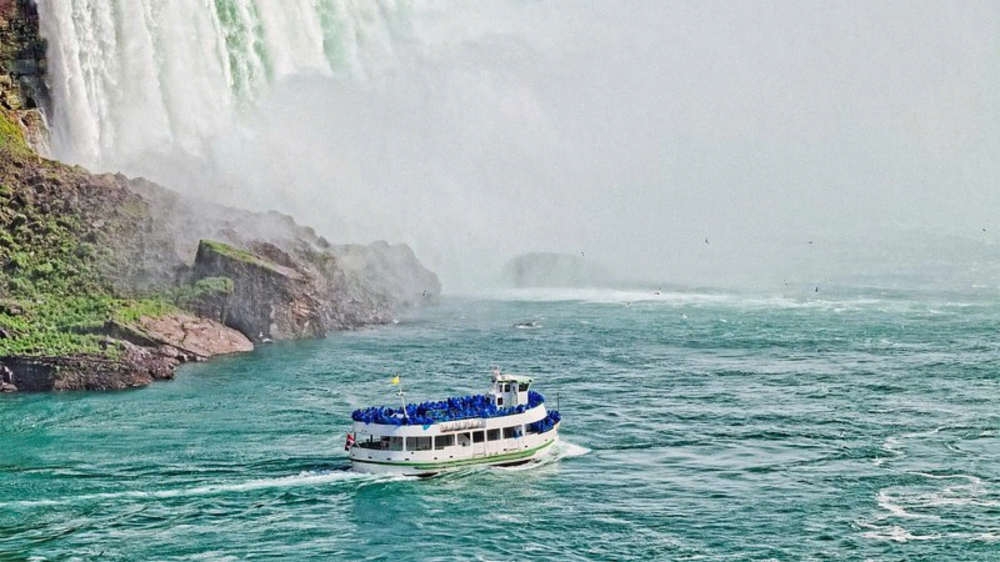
[351,434,558,476]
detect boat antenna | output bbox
[397,385,409,422]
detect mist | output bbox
[39,0,1000,292]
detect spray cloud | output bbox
[37,1,1000,291]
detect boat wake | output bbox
[494,440,591,472]
[553,440,591,459]
[4,443,591,508]
[1,470,411,509]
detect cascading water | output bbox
[32,0,572,290]
[36,0,404,170]
[35,2,980,291]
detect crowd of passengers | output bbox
[352,391,546,426]
[528,411,561,434]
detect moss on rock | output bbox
[0,108,28,155]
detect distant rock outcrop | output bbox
[502,252,612,288]
[334,241,442,308]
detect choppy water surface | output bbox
[4,288,1000,560]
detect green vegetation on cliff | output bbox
[200,239,266,265]
[0,168,100,296]
[0,296,179,357]
[0,109,178,358]
[167,276,234,308]
[0,108,29,155]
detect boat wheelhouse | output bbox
[347,372,561,476]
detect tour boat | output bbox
[346,371,561,476]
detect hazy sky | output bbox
[42,0,1000,290]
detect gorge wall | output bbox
[0,0,47,152]
[0,2,441,392]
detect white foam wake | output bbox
[492,439,590,472]
[2,469,408,509]
[554,440,591,459]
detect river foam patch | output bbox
[860,471,1000,544]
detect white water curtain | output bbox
[36,0,401,169]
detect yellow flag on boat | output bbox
[391,375,400,385]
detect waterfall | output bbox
[32,0,592,290]
[36,0,406,170]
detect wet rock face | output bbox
[193,240,326,342]
[1,314,251,392]
[125,313,254,359]
[0,0,49,154]
[0,0,47,112]
[189,237,445,341]
[3,347,177,392]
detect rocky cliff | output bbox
[0,131,439,391]
[121,177,439,326]
[0,0,47,154]
[0,123,257,391]
[0,4,441,392]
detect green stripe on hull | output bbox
[352,439,556,470]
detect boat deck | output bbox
[352,391,546,426]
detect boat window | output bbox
[458,432,472,447]
[496,396,504,406]
[503,426,521,439]
[526,423,539,435]
[473,431,485,443]
[435,434,455,449]
[503,383,511,392]
[406,436,432,451]
[487,429,501,441]
[379,436,403,451]
[518,383,529,392]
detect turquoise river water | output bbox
[4,288,1000,560]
